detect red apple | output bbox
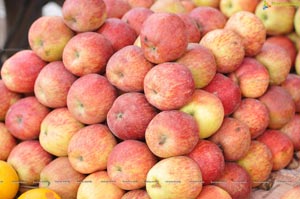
[145,110,199,158]
[188,140,225,185]
[144,62,194,110]
[220,0,259,17]
[150,0,186,13]
[62,32,114,76]
[281,186,300,199]
[177,13,202,43]
[0,122,17,161]
[121,189,150,199]
[180,0,196,12]
[126,0,154,8]
[257,129,294,171]
[281,74,300,113]
[103,0,131,19]
[67,74,117,124]
[1,50,46,93]
[68,124,117,174]
[139,12,188,64]
[5,96,50,140]
[196,185,232,199]
[107,92,157,140]
[280,114,300,151]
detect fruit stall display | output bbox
[1,0,300,198]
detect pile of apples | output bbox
[1,0,300,198]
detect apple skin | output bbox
[233,98,269,139]
[237,140,273,188]
[188,140,225,185]
[192,0,220,8]
[280,114,300,151]
[121,189,150,199]
[196,185,232,199]
[39,107,84,157]
[106,45,153,92]
[180,0,197,12]
[146,156,202,199]
[220,0,259,18]
[62,0,107,32]
[34,61,77,108]
[281,74,300,113]
[257,129,294,171]
[126,0,154,8]
[139,12,188,64]
[256,42,292,85]
[39,157,86,199]
[7,140,53,185]
[295,8,300,36]
[107,92,157,140]
[97,18,138,52]
[62,32,114,76]
[5,96,50,140]
[255,0,295,36]
[200,29,245,73]
[145,110,199,158]
[67,74,117,124]
[214,162,252,199]
[103,0,131,19]
[77,171,125,199]
[107,140,157,190]
[189,6,227,36]
[204,73,241,116]
[180,89,224,139]
[225,11,266,57]
[296,52,300,75]
[1,50,47,93]
[209,117,251,161]
[177,13,202,43]
[68,124,117,174]
[259,86,295,129]
[229,57,269,98]
[281,186,300,199]
[144,62,194,111]
[0,123,17,161]
[121,7,154,35]
[150,0,186,13]
[176,43,216,89]
[0,80,21,121]
[28,16,75,62]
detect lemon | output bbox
[0,160,19,199]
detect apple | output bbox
[143,62,194,110]
[107,92,157,140]
[121,189,150,199]
[103,0,131,19]
[189,6,227,36]
[220,0,259,18]
[295,8,300,36]
[139,12,188,64]
[225,11,266,56]
[204,73,241,116]
[5,96,50,140]
[281,186,300,199]
[68,124,117,174]
[146,156,202,199]
[200,29,245,73]
[145,110,199,158]
[256,42,292,85]
[0,123,17,161]
[77,171,125,199]
[180,89,224,139]
[62,32,114,76]
[67,74,117,124]
[177,13,202,43]
[255,0,296,35]
[150,0,186,13]
[34,61,77,108]
[296,52,300,75]
[196,185,232,199]
[233,98,269,139]
[39,157,86,199]
[39,107,84,157]
[62,0,107,32]
[180,0,196,12]
[214,162,252,199]
[1,50,46,93]
[7,140,53,185]
[237,140,273,188]
[288,32,300,51]
[210,117,251,161]
[280,114,300,151]
[281,74,300,113]
[257,129,294,171]
[192,0,220,8]
[121,7,154,35]
[107,140,157,190]
[28,16,75,62]
[176,43,216,89]
[0,80,21,121]
[188,140,225,185]
[229,57,269,98]
[97,18,138,52]
[259,86,295,129]
[106,45,153,92]
[126,0,154,8]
